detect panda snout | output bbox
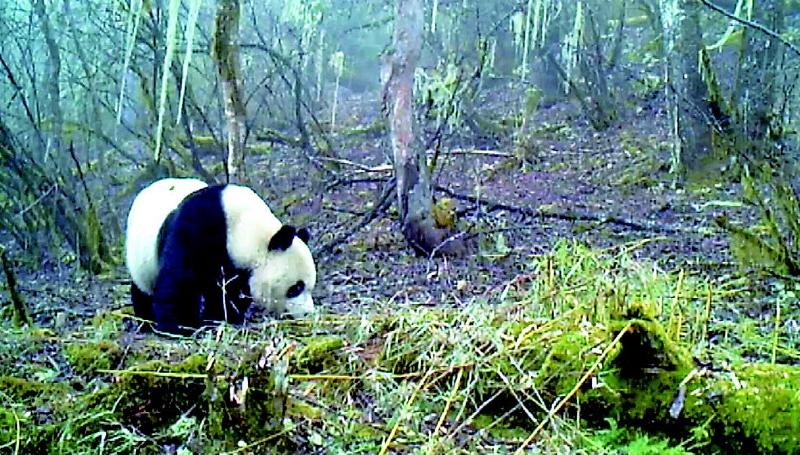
[284,295,315,318]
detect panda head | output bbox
[221,184,317,319]
[249,224,316,318]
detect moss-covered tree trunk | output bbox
[213,0,247,184]
[384,0,448,255]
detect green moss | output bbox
[542,331,592,394]
[288,399,323,420]
[587,420,692,455]
[207,350,286,445]
[208,162,225,176]
[246,143,272,155]
[91,354,212,432]
[599,319,693,420]
[0,407,19,446]
[64,340,122,374]
[341,119,387,137]
[193,135,216,147]
[293,336,345,372]
[714,364,800,453]
[0,376,69,402]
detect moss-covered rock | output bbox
[94,353,215,433]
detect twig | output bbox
[427,228,473,262]
[0,245,30,326]
[12,408,20,455]
[220,428,292,454]
[97,369,224,380]
[324,149,508,176]
[317,156,393,173]
[325,177,388,192]
[15,184,56,218]
[288,373,359,381]
[449,389,503,437]
[513,321,633,453]
[699,0,800,59]
[441,148,511,158]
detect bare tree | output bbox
[734,0,785,157]
[384,0,453,255]
[677,0,714,177]
[33,0,64,159]
[663,0,714,179]
[213,0,247,183]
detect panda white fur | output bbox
[125,178,316,334]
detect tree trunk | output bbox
[0,245,30,327]
[33,0,64,161]
[384,0,451,256]
[213,0,247,184]
[734,0,784,155]
[665,0,714,180]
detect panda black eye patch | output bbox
[286,281,305,299]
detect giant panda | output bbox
[125,178,316,334]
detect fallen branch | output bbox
[317,157,393,173]
[15,184,56,219]
[325,177,388,192]
[317,179,396,256]
[441,148,511,158]
[435,185,685,234]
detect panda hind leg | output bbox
[131,282,155,329]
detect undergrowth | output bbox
[0,240,797,454]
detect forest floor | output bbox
[3,86,799,453]
[273,87,762,321]
[17,87,757,330]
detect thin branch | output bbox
[16,184,55,219]
[316,157,393,173]
[699,0,800,59]
[0,52,45,149]
[317,179,396,256]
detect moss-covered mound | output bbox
[1,241,798,453]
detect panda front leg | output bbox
[200,267,251,326]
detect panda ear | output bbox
[296,227,311,244]
[268,225,297,251]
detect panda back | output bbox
[126,178,208,294]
